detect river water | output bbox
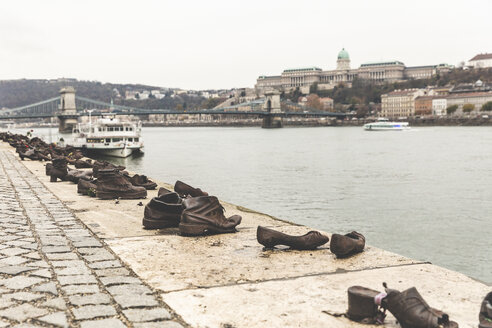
[13,126,492,284]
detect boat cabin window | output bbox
[112,138,122,142]
[105,138,110,143]
[134,138,139,142]
[108,127,114,132]
[128,138,133,142]
[125,127,133,131]
[87,138,104,143]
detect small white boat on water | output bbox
[363,118,410,131]
[70,116,144,157]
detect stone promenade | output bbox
[0,150,184,327]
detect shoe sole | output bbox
[179,223,236,236]
[96,190,147,200]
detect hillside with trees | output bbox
[0,79,206,110]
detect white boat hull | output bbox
[86,147,136,158]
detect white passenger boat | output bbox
[363,118,410,131]
[70,117,143,157]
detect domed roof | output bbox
[337,48,349,60]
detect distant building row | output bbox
[381,80,492,118]
[255,48,454,94]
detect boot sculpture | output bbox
[330,231,365,258]
[480,292,492,328]
[346,286,387,324]
[256,226,329,250]
[66,168,93,184]
[174,180,208,198]
[45,163,53,176]
[382,283,459,328]
[92,161,125,178]
[50,158,68,182]
[143,192,183,229]
[96,169,147,200]
[77,178,97,197]
[158,187,172,196]
[74,159,93,169]
[127,174,157,190]
[180,196,241,236]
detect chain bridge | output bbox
[0,87,349,130]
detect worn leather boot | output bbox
[179,196,241,236]
[77,178,97,197]
[50,158,68,182]
[96,169,147,200]
[479,292,492,328]
[382,284,459,328]
[66,168,93,184]
[256,226,328,250]
[128,174,157,190]
[143,192,182,229]
[330,231,365,258]
[174,180,208,198]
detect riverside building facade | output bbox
[255,49,452,94]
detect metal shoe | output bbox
[179,196,241,236]
[143,192,183,229]
[382,283,459,328]
[256,226,328,250]
[96,169,147,200]
[479,292,492,328]
[174,180,208,198]
[330,231,365,258]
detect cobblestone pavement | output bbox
[0,151,186,327]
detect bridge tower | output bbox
[57,86,79,133]
[261,89,282,128]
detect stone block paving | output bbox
[0,151,185,327]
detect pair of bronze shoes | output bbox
[143,181,242,236]
[257,227,365,255]
[346,283,459,328]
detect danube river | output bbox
[20,126,492,284]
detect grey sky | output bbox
[1,0,491,90]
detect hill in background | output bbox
[0,79,207,110]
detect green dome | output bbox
[337,48,349,60]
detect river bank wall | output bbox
[0,141,488,327]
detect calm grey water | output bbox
[19,126,492,284]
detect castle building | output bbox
[255,49,452,94]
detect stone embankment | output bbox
[0,141,489,327]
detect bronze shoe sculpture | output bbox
[45,162,53,176]
[77,178,97,197]
[346,286,387,324]
[174,180,208,198]
[330,231,365,258]
[143,192,183,229]
[179,196,241,236]
[50,158,68,182]
[66,168,93,184]
[127,174,157,190]
[74,159,93,169]
[96,169,147,200]
[256,226,328,250]
[382,283,459,328]
[480,292,492,328]
[158,187,172,196]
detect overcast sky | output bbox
[1,0,491,90]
